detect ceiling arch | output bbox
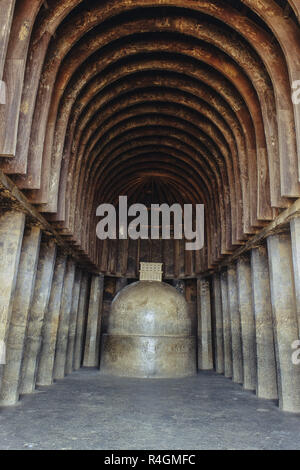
[1,0,300,274]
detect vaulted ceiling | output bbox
[1,0,300,275]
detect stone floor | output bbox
[0,368,300,450]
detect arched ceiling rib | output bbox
[1,0,300,274]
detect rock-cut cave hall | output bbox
[1,0,300,451]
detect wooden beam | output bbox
[0,0,15,80]
[0,169,98,272]
[205,198,300,275]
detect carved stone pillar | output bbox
[267,232,300,412]
[197,279,213,370]
[237,256,257,391]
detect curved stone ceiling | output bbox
[1,0,300,275]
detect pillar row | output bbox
[212,273,224,374]
[251,245,278,400]
[83,274,104,368]
[197,279,213,370]
[227,265,243,384]
[0,210,25,379]
[65,268,82,375]
[220,270,233,379]
[0,225,41,405]
[36,253,66,386]
[267,232,300,413]
[53,258,76,380]
[237,256,257,391]
[73,272,90,371]
[19,238,57,394]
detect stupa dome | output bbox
[100,281,196,378]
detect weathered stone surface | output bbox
[227,265,243,384]
[100,281,196,378]
[173,279,186,296]
[0,225,41,405]
[220,270,232,378]
[0,0,300,280]
[19,239,56,394]
[211,273,224,374]
[83,274,104,368]
[101,335,196,379]
[115,277,127,294]
[197,279,213,370]
[73,272,90,370]
[53,258,75,380]
[2,0,300,417]
[95,275,105,366]
[0,210,25,382]
[0,0,15,81]
[267,233,300,413]
[65,268,82,375]
[290,217,300,332]
[237,257,257,391]
[251,246,278,400]
[36,253,66,386]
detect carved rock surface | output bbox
[101,281,196,378]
